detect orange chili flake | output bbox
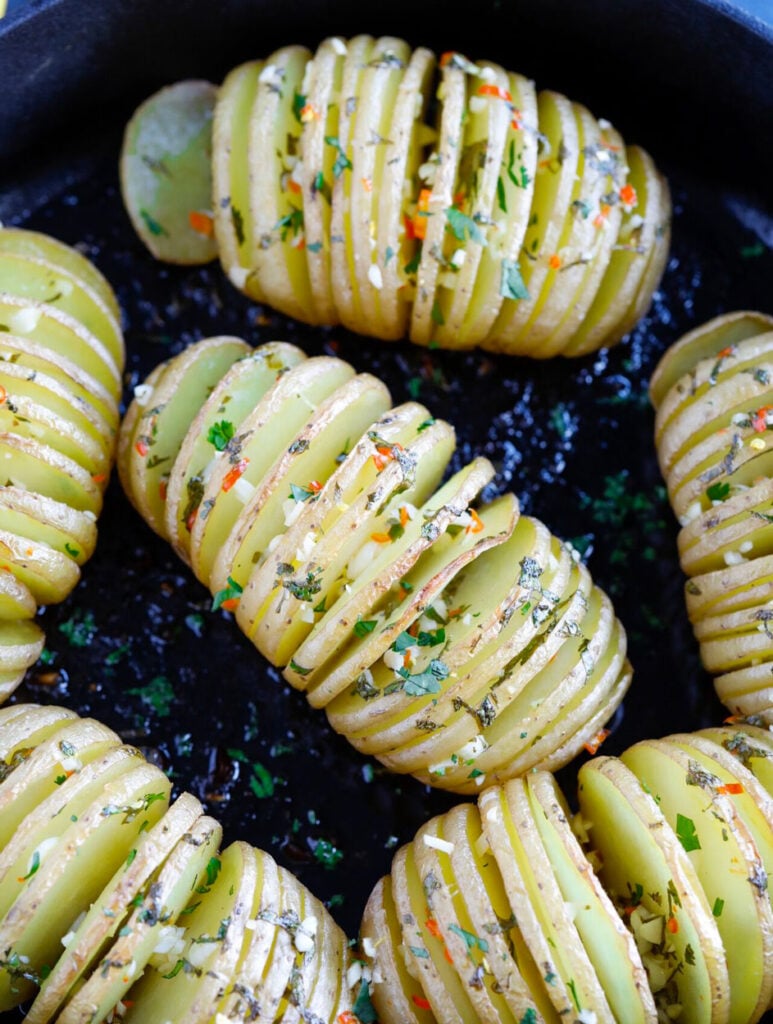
[751,406,773,432]
[466,509,484,534]
[186,508,198,532]
[371,532,392,544]
[447,607,464,618]
[221,597,240,612]
[593,204,612,228]
[412,995,431,1010]
[158,479,167,502]
[717,346,736,359]
[439,51,456,67]
[723,714,743,723]
[361,177,373,192]
[619,183,638,207]
[407,621,420,637]
[135,439,149,458]
[716,782,744,795]
[308,480,323,493]
[477,83,513,104]
[510,110,522,131]
[412,188,432,241]
[287,178,302,195]
[425,918,442,939]
[92,473,107,485]
[399,505,410,528]
[222,458,249,492]
[0,385,6,403]
[666,915,679,934]
[300,103,321,122]
[548,253,562,270]
[444,946,454,964]
[337,1014,359,1024]
[372,452,388,472]
[188,210,214,237]
[584,728,611,756]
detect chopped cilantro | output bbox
[249,762,275,799]
[352,979,378,1022]
[211,575,243,611]
[445,206,486,245]
[207,420,235,451]
[311,838,343,869]
[676,813,701,853]
[354,619,378,637]
[59,609,96,648]
[126,676,175,718]
[289,482,316,503]
[500,258,530,301]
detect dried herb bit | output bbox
[500,258,530,301]
[231,205,245,246]
[389,659,450,697]
[311,837,343,869]
[324,135,352,178]
[207,420,235,451]
[127,676,175,718]
[445,207,486,245]
[211,575,243,612]
[675,813,701,853]
[354,671,379,700]
[59,608,96,648]
[288,438,310,455]
[281,567,323,602]
[352,979,378,1023]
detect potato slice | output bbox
[526,771,657,1021]
[461,67,538,346]
[0,297,120,399]
[621,739,773,1023]
[0,251,123,365]
[0,760,170,1010]
[121,80,218,265]
[58,812,222,1024]
[247,45,315,322]
[298,37,347,323]
[486,90,579,354]
[123,840,257,1022]
[120,336,249,535]
[26,792,203,1024]
[651,312,773,411]
[0,716,119,846]
[0,569,35,621]
[375,46,436,340]
[212,60,265,296]
[408,59,467,346]
[240,407,454,666]
[0,432,103,515]
[188,355,354,585]
[0,486,96,567]
[163,341,306,562]
[0,617,44,676]
[0,703,77,761]
[207,371,391,595]
[346,38,413,338]
[576,756,729,1024]
[0,227,121,323]
[564,144,670,358]
[284,457,495,694]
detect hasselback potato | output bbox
[0,703,354,1022]
[361,719,773,1024]
[120,36,671,359]
[651,311,773,722]
[118,336,631,793]
[0,228,124,703]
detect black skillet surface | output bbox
[1,0,772,1017]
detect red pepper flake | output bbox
[399,505,410,528]
[186,508,198,532]
[584,728,611,756]
[300,103,321,123]
[222,459,249,492]
[593,204,612,228]
[466,509,484,534]
[723,714,743,723]
[135,439,149,458]
[717,346,736,359]
[444,946,454,964]
[510,110,522,131]
[0,385,6,404]
[447,607,464,618]
[716,782,744,795]
[158,479,167,502]
[337,1014,359,1024]
[188,210,214,237]
[287,178,302,195]
[92,473,107,485]
[439,51,456,67]
[477,83,513,104]
[408,621,420,637]
[371,532,392,544]
[751,406,773,432]
[308,480,323,493]
[548,253,562,270]
[666,915,679,934]
[619,183,638,208]
[221,597,240,612]
[425,918,442,939]
[412,189,432,241]
[412,995,431,1010]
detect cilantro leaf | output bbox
[675,812,701,853]
[445,206,486,245]
[500,258,530,301]
[207,420,235,451]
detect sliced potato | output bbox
[121,79,218,265]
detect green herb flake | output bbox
[139,209,166,237]
[676,813,701,853]
[290,659,312,677]
[289,482,316,503]
[249,762,275,799]
[312,838,343,870]
[207,420,235,451]
[126,676,175,718]
[19,849,41,881]
[500,258,530,301]
[431,299,445,325]
[59,609,97,648]
[292,90,307,123]
[447,923,489,953]
[712,897,724,917]
[496,176,507,214]
[64,542,80,558]
[446,206,486,245]
[354,619,378,638]
[706,481,730,502]
[352,979,378,1023]
[231,205,245,246]
[324,136,352,178]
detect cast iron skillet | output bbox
[0,0,772,1018]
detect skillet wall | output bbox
[0,0,772,1000]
